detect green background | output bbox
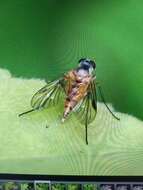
[0,0,143,120]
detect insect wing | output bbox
[31,79,64,110]
[73,80,97,125]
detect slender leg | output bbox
[18,109,36,117]
[85,94,90,145]
[97,84,120,121]
[85,123,88,145]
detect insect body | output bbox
[63,68,92,121]
[19,58,119,145]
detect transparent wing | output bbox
[31,78,65,110]
[73,79,97,125]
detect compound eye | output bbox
[78,58,86,63]
[90,60,96,69]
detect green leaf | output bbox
[0,68,143,175]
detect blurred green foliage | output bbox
[21,183,34,190]
[0,0,143,119]
[3,183,99,190]
[52,184,65,190]
[36,183,49,190]
[67,184,82,190]
[83,184,96,190]
[4,182,19,190]
[21,183,29,190]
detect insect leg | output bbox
[18,109,36,117]
[85,93,90,145]
[97,84,120,121]
[85,123,88,145]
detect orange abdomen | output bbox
[63,73,91,119]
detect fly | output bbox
[19,58,120,145]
